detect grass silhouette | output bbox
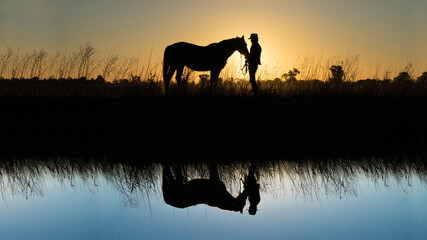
[1,73,427,97]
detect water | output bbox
[0,157,426,239]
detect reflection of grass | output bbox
[1,157,426,206]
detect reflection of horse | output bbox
[162,163,248,213]
[163,36,250,92]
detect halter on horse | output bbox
[163,36,250,92]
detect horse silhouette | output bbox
[162,163,248,213]
[163,36,250,93]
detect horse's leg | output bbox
[209,162,220,181]
[164,66,175,93]
[209,69,220,93]
[175,66,184,91]
[162,164,175,186]
[173,163,186,185]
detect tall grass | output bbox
[0,44,160,81]
[1,45,426,83]
[1,45,427,98]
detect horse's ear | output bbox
[241,35,244,39]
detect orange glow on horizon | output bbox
[2,0,426,80]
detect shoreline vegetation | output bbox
[0,76,426,158]
[1,45,426,158]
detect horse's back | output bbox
[164,42,219,71]
[166,42,204,52]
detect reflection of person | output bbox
[245,164,260,215]
[247,33,262,95]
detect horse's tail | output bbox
[163,46,172,93]
[163,46,169,81]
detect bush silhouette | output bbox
[282,68,300,82]
[417,72,427,84]
[393,72,412,83]
[329,65,344,83]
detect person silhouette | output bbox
[247,33,262,95]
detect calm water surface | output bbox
[0,157,426,239]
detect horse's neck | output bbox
[213,40,238,59]
[221,43,238,58]
[187,179,245,211]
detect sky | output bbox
[1,0,427,79]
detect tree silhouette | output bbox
[282,68,300,82]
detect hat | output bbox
[249,33,258,40]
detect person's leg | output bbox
[249,65,259,95]
[246,164,260,215]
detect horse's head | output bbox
[234,36,250,59]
